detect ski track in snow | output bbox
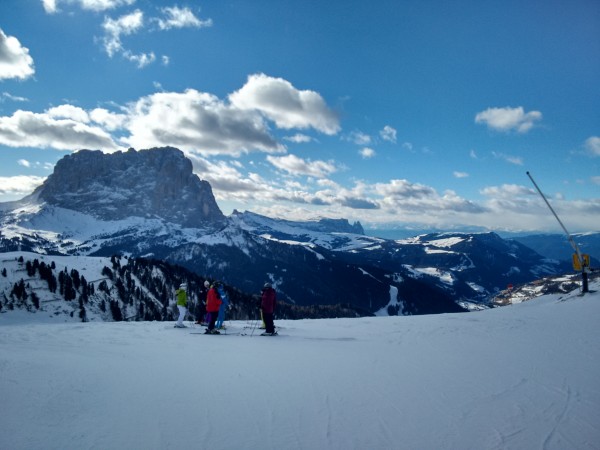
[1,283,600,450]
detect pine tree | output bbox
[31,292,40,309]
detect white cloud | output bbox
[17,159,31,168]
[475,106,542,133]
[155,6,212,30]
[0,75,339,157]
[374,179,484,214]
[49,3,211,69]
[101,9,145,58]
[0,175,45,196]
[480,184,535,199]
[1,92,29,103]
[266,154,337,178]
[346,131,371,145]
[584,136,600,156]
[359,147,375,159]
[124,89,283,155]
[43,0,136,14]
[0,109,119,151]
[0,29,35,81]
[122,50,155,68]
[89,107,127,131]
[229,74,340,135]
[283,133,313,143]
[492,151,523,166]
[380,125,397,143]
[453,171,469,178]
[46,104,90,122]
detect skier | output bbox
[260,282,277,336]
[204,282,222,334]
[174,282,188,328]
[215,283,229,329]
[195,280,209,325]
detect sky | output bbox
[0,0,598,233]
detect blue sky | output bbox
[0,0,598,233]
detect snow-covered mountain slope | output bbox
[0,147,571,315]
[1,279,598,450]
[0,201,571,315]
[0,251,366,322]
[230,209,368,250]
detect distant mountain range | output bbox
[509,233,600,267]
[0,147,585,317]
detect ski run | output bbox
[1,279,599,450]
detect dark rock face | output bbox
[30,147,225,227]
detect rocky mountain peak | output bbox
[30,147,225,227]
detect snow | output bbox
[1,282,599,449]
[374,285,401,316]
[405,265,456,285]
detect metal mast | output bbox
[526,171,589,293]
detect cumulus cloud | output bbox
[0,75,339,156]
[155,6,212,30]
[46,104,90,122]
[283,133,313,143]
[480,184,535,199]
[475,106,542,133]
[0,29,35,81]
[123,50,155,68]
[229,74,340,135]
[0,175,46,196]
[380,125,397,143]
[584,136,600,156]
[375,179,485,214]
[124,89,283,155]
[46,3,210,68]
[346,131,371,145]
[43,0,135,13]
[89,107,127,131]
[359,147,375,159]
[0,109,119,151]
[477,184,600,231]
[266,154,337,178]
[101,9,145,58]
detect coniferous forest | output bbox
[1,254,367,322]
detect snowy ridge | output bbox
[1,278,598,449]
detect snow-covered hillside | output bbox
[1,279,598,450]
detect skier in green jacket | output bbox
[174,283,188,328]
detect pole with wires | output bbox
[526,171,589,293]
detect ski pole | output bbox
[249,315,260,337]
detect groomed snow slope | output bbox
[1,281,599,450]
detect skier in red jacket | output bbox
[204,283,222,334]
[260,282,277,336]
